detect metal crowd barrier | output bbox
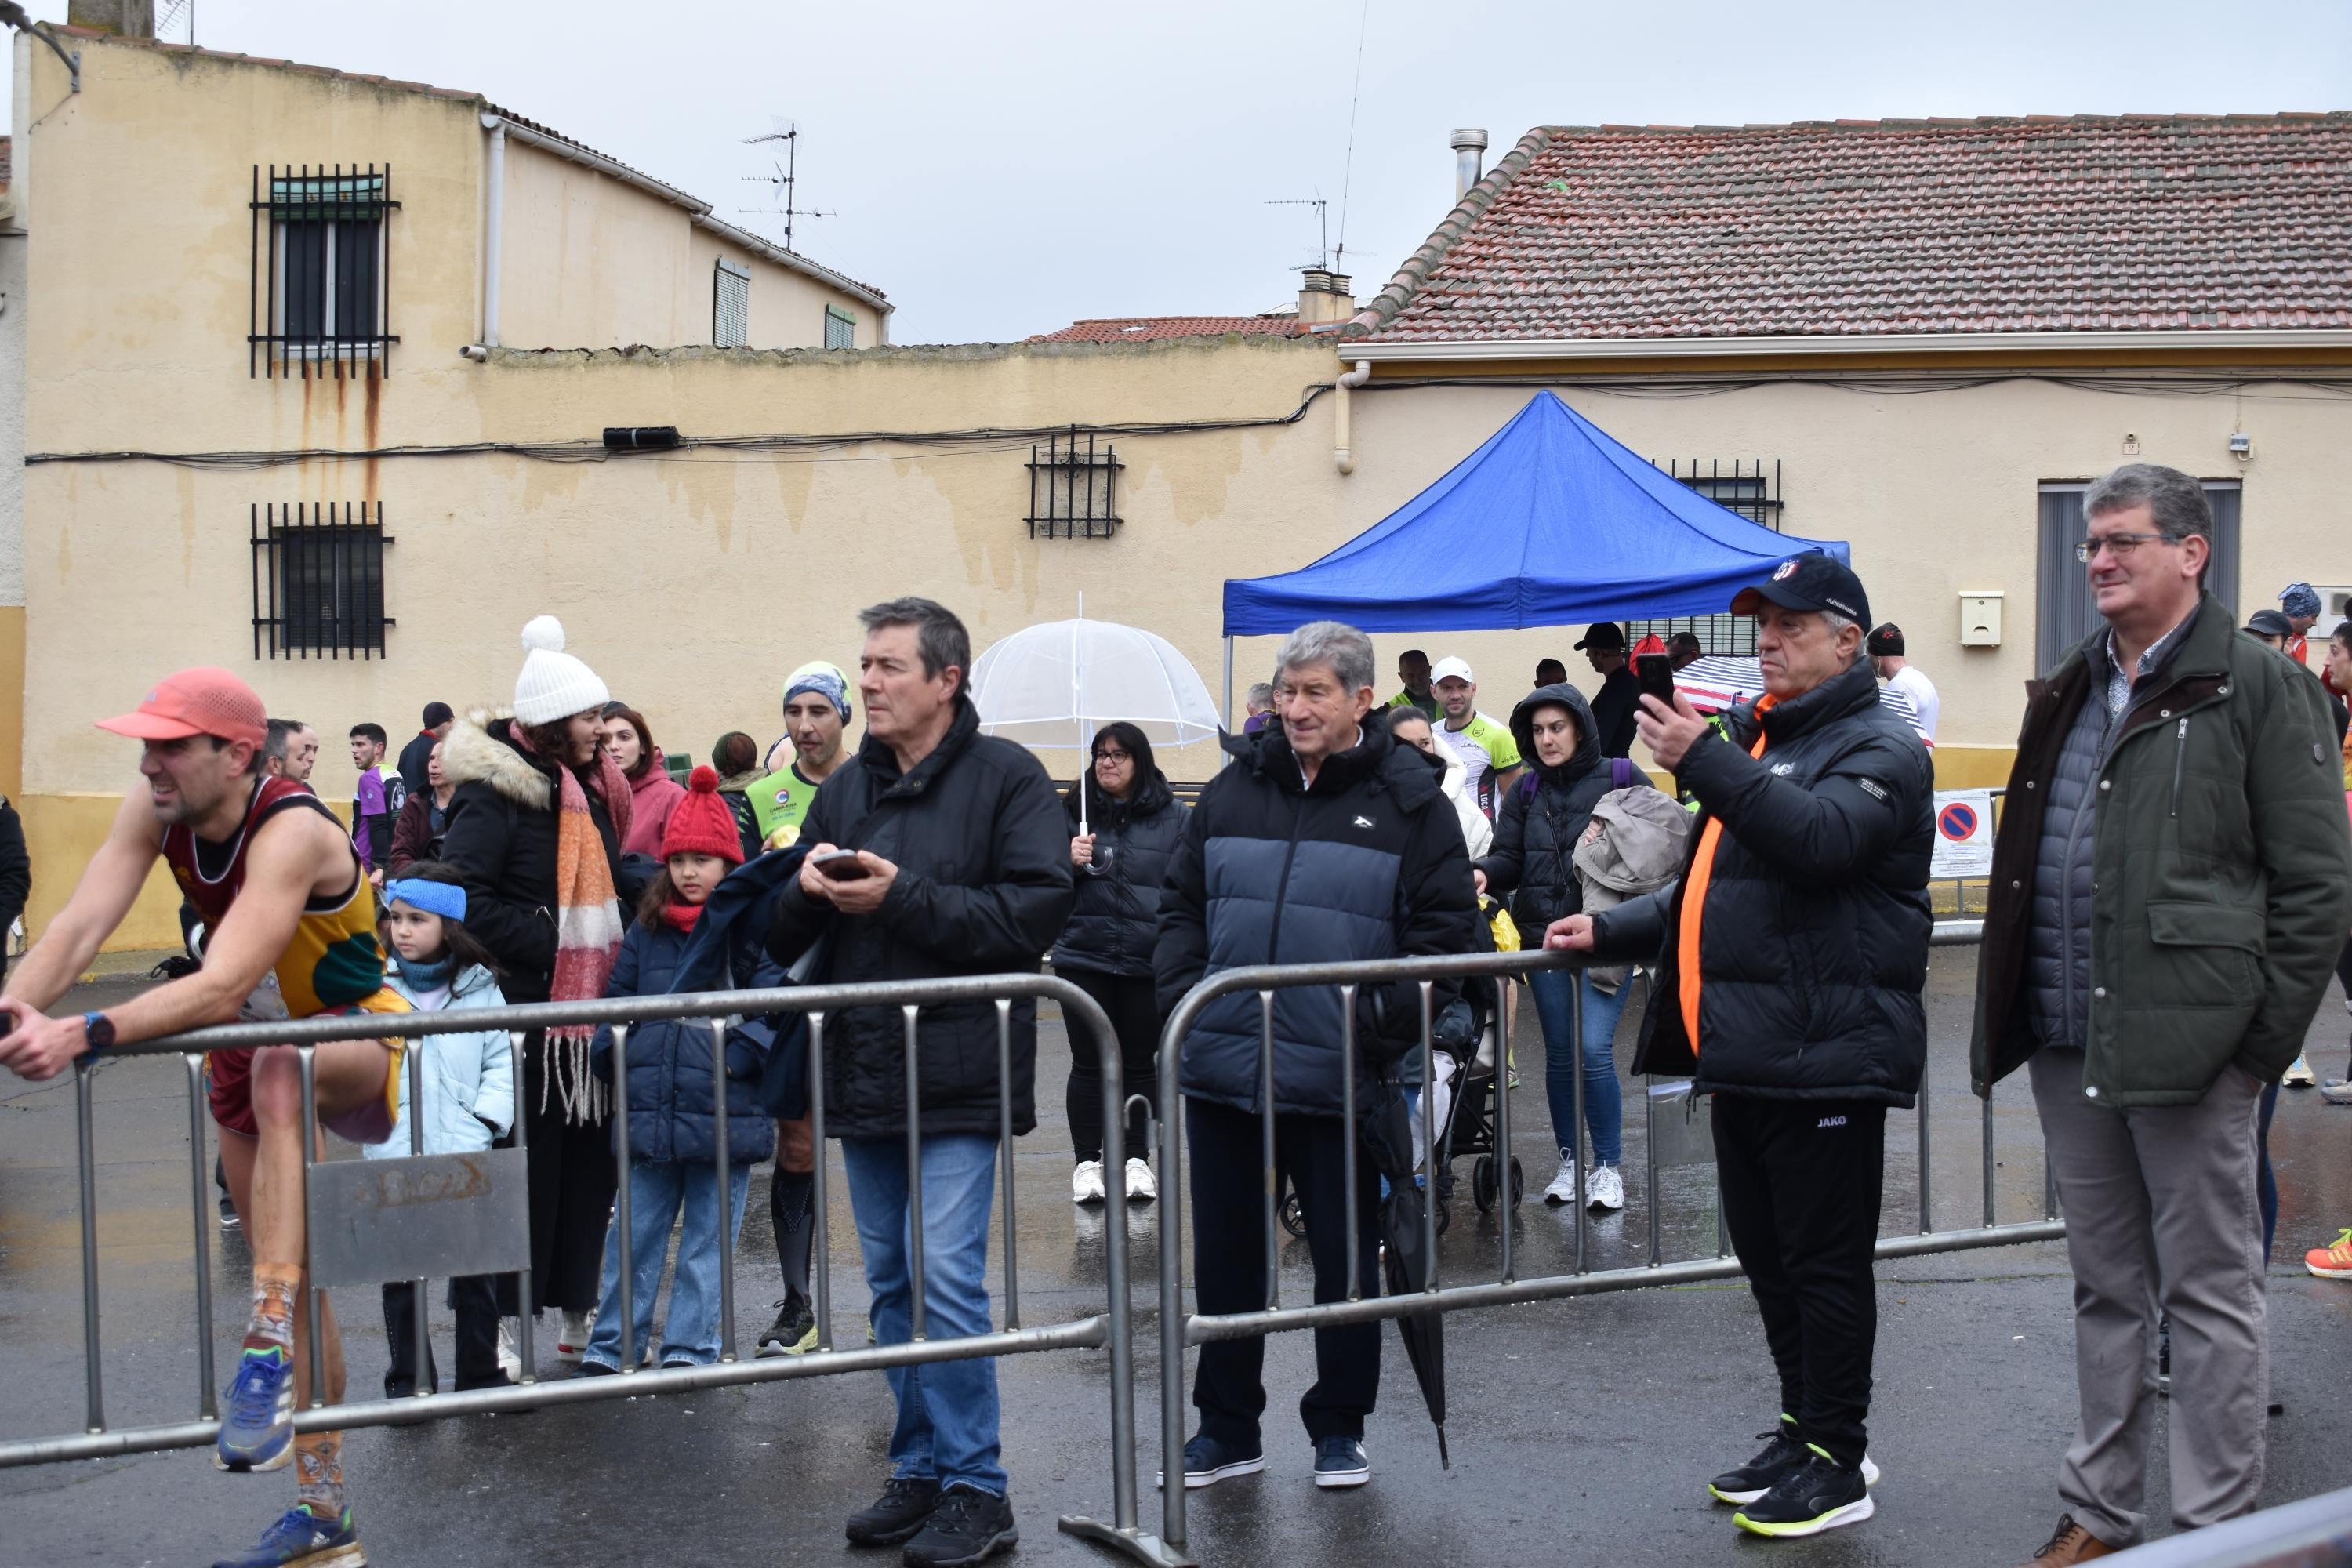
[0,972,1180,1568]
[2106,1485,2352,1564]
[1147,923,2061,1563]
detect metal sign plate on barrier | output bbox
[1646,1080,1715,1168]
[305,1149,532,1288]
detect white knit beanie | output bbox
[512,615,610,725]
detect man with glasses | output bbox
[1971,464,2352,1564]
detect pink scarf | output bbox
[513,721,633,1123]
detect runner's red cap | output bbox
[96,668,267,750]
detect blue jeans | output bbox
[1529,968,1628,1165]
[840,1134,1007,1497]
[583,1158,750,1370]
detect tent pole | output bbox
[1222,637,1234,732]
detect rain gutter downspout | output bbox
[478,113,505,350]
[1333,358,1372,474]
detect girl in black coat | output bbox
[1051,722,1187,1205]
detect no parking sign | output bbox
[1930,789,1994,878]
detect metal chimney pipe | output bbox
[1451,128,1490,201]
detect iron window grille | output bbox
[1627,459,1785,657]
[1025,428,1123,539]
[249,165,400,379]
[251,502,395,659]
[824,304,857,350]
[714,259,751,348]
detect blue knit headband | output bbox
[383,878,466,923]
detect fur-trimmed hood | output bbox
[440,709,554,812]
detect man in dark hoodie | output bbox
[1549,555,1932,1541]
[1156,619,1480,1494]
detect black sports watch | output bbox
[81,1011,116,1052]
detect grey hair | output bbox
[1244,681,1276,710]
[1274,620,1376,695]
[1817,611,1866,669]
[858,597,972,694]
[2085,463,2212,583]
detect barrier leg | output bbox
[1338,985,1359,1303]
[510,1033,538,1384]
[810,1014,833,1352]
[1416,983,1437,1290]
[996,1000,1019,1331]
[1570,982,1587,1274]
[1917,1050,1933,1236]
[710,1020,736,1363]
[1160,1009,1191,1554]
[1261,992,1279,1310]
[184,1055,219,1420]
[1981,1081,1996,1229]
[1496,980,1515,1285]
[408,1042,429,1396]
[612,1025,635,1374]
[76,1059,104,1434]
[299,1047,324,1408]
[1645,1076,1662,1269]
[902,1005,927,1343]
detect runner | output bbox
[748,659,854,850]
[0,668,405,1568]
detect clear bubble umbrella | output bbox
[971,607,1224,834]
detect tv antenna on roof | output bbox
[741,118,835,252]
[1265,196,1331,271]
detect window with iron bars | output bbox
[250,503,395,659]
[713,259,751,348]
[1025,428,1123,539]
[824,304,857,350]
[1626,459,1784,658]
[250,165,400,378]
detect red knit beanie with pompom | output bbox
[659,764,745,866]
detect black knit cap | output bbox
[1867,624,1904,656]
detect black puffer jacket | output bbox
[764,698,1074,1140]
[1590,658,1933,1105]
[1158,722,1481,1118]
[437,711,623,1004]
[1050,775,1188,978]
[1473,682,1651,932]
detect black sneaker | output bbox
[758,1295,818,1358]
[845,1475,942,1548]
[1710,1422,1881,1504]
[901,1486,1018,1568]
[1732,1449,1875,1537]
[218,1194,241,1231]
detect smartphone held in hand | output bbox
[811,849,873,882]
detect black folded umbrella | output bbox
[1365,1074,1450,1468]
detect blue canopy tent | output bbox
[1218,390,1849,718]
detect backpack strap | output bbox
[1609,757,1635,790]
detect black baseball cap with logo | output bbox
[1730,552,1872,630]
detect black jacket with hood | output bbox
[1589,657,1934,1105]
[1157,720,1481,1119]
[1473,682,1653,933]
[437,710,624,1004]
[1050,757,1188,980]
[764,696,1074,1140]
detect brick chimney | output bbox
[67,0,154,37]
[1296,267,1355,326]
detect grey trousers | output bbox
[2029,1047,2267,1545]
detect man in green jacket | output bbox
[1971,463,2352,1566]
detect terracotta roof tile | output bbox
[1029,315,1305,343]
[1353,114,2352,343]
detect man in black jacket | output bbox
[1551,555,1932,1540]
[764,597,1071,1568]
[0,793,27,986]
[1156,619,1479,1494]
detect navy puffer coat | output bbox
[590,916,781,1165]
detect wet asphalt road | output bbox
[5,949,2352,1568]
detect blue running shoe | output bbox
[212,1505,367,1568]
[215,1345,296,1473]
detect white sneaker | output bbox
[1586,1164,1626,1213]
[1073,1160,1108,1205]
[497,1316,523,1381]
[1123,1157,1158,1203]
[1541,1153,1578,1207]
[557,1308,591,1363]
[2285,1054,2318,1087]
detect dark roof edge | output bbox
[1341,126,1553,342]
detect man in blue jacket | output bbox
[1156,619,1479,1494]
[1550,555,1932,1541]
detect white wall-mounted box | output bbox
[1960,592,2004,648]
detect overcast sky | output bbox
[11,2,2350,343]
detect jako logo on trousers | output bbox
[1817,1115,1847,1129]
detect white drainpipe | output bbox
[478,113,506,350]
[1333,359,1373,474]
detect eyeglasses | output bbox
[1093,749,1131,764]
[2074,531,2181,564]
